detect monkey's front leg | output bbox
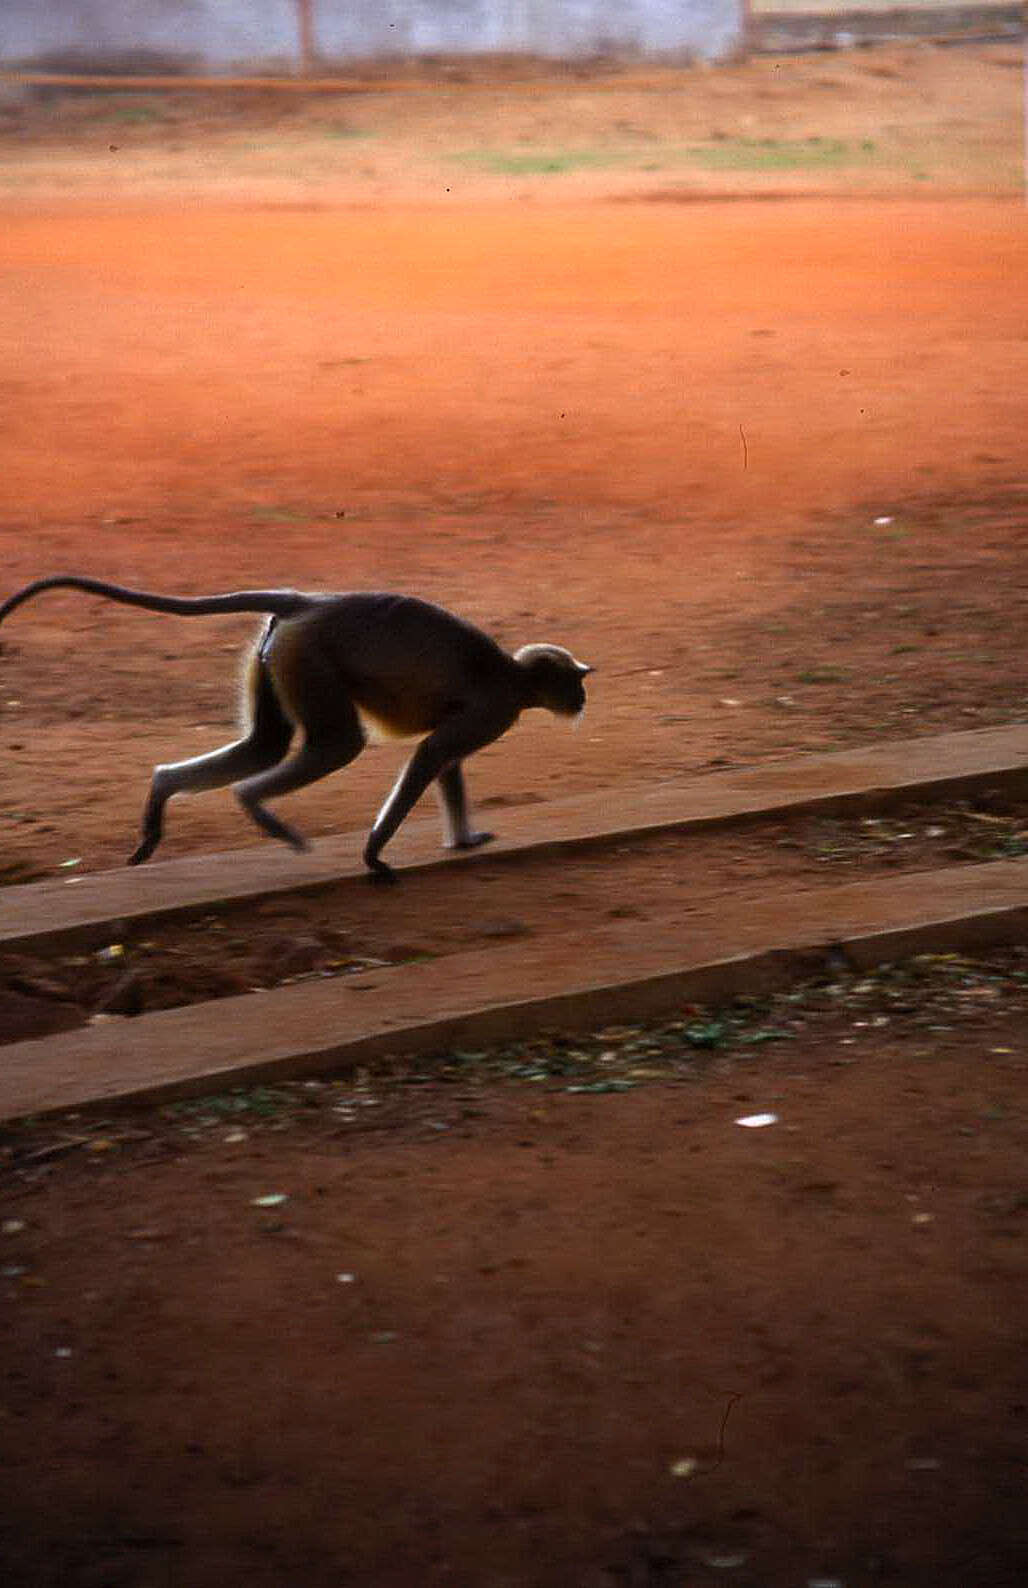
[435,762,495,853]
[364,715,503,883]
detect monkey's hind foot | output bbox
[127,836,159,866]
[243,802,310,854]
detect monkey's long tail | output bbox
[0,576,315,628]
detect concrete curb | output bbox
[2,857,1025,1124]
[3,724,1025,956]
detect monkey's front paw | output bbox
[127,839,157,866]
[452,831,496,851]
[365,857,398,885]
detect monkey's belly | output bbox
[355,705,427,745]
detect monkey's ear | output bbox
[574,660,594,676]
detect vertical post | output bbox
[738,0,753,59]
[296,0,316,76]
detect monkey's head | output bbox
[514,644,593,717]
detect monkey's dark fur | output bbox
[0,576,593,881]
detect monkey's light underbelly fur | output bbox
[354,705,425,745]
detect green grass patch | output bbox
[447,137,879,179]
[165,1087,288,1119]
[796,666,850,685]
[248,505,309,524]
[685,137,876,173]
[448,147,618,175]
[314,122,373,142]
[108,101,167,124]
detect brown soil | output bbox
[2,950,1026,1587]
[0,44,1026,1587]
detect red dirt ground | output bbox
[3,952,1027,1586]
[1,194,1024,880]
[0,46,1026,1587]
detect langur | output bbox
[0,576,593,882]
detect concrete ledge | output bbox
[2,724,1026,956]
[2,856,1025,1123]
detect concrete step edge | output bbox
[2,855,1025,1123]
[3,722,1026,955]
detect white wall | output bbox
[0,1,745,69]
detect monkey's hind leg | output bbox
[435,763,495,852]
[128,658,293,865]
[233,715,365,854]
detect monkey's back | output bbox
[265,592,522,740]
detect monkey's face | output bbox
[514,644,593,717]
